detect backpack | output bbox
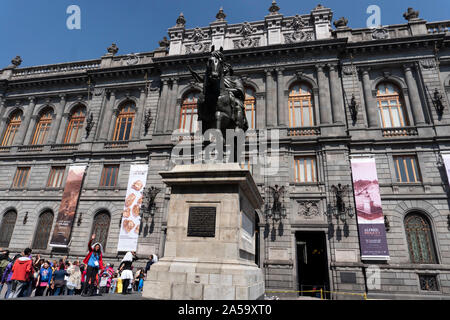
[0,259,9,277]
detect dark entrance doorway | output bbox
[296,231,330,298]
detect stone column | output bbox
[328,64,345,124]
[403,64,425,125]
[47,94,67,144]
[155,79,169,133]
[361,68,378,127]
[265,69,277,127]
[132,88,147,140]
[56,112,70,144]
[99,90,116,141]
[165,78,178,133]
[172,98,182,132]
[17,96,36,145]
[316,65,332,124]
[276,68,287,127]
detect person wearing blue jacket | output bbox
[35,261,52,296]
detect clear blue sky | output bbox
[0,0,449,68]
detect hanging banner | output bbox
[350,158,390,260]
[50,165,86,247]
[443,155,450,187]
[117,164,148,252]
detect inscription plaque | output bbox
[187,206,216,237]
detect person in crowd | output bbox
[35,261,52,296]
[109,272,118,294]
[118,251,138,295]
[145,255,154,275]
[24,255,43,297]
[52,262,68,296]
[79,263,86,295]
[66,260,82,295]
[103,263,114,293]
[1,254,20,299]
[137,268,145,292]
[82,234,104,296]
[9,248,33,299]
[0,250,11,294]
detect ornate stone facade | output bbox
[0,5,450,299]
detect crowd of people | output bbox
[0,234,158,299]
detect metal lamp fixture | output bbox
[142,186,161,223]
[264,185,287,223]
[328,184,354,222]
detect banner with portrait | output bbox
[117,164,148,252]
[350,158,390,260]
[50,165,87,247]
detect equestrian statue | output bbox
[187,46,249,137]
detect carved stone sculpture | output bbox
[403,7,420,21]
[107,43,119,55]
[334,17,349,29]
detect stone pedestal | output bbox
[142,163,265,300]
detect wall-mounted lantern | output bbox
[327,184,354,223]
[264,185,287,223]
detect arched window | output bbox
[405,213,438,264]
[244,87,256,130]
[64,106,86,144]
[0,210,17,247]
[1,111,22,147]
[376,83,409,128]
[288,83,315,127]
[31,109,53,145]
[112,102,135,141]
[179,91,199,133]
[32,211,54,249]
[90,211,111,250]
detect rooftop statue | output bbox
[188,46,249,137]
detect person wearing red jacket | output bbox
[9,248,33,299]
[81,234,104,296]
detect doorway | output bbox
[296,231,330,298]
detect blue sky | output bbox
[0,0,449,68]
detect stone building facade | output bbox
[0,3,450,299]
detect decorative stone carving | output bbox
[107,43,119,55]
[11,56,22,67]
[372,28,389,40]
[175,12,186,27]
[284,31,313,44]
[268,1,280,15]
[190,28,208,42]
[298,201,320,218]
[420,59,436,69]
[342,65,356,76]
[333,17,348,29]
[233,38,260,49]
[185,42,211,54]
[290,15,305,30]
[94,88,105,96]
[403,7,419,21]
[237,22,256,38]
[126,54,140,65]
[215,7,226,21]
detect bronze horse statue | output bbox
[188,46,248,137]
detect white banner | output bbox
[117,164,149,252]
[443,155,450,188]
